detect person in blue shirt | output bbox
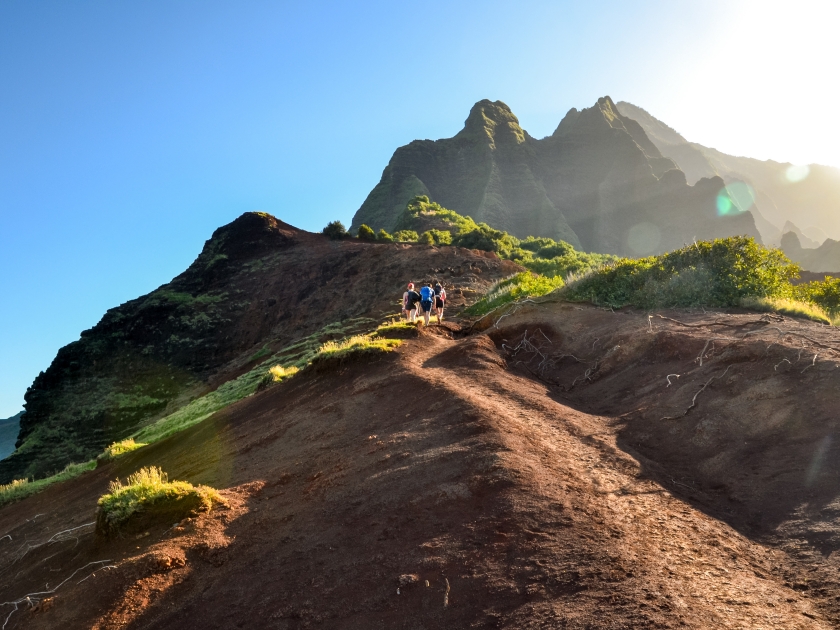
[419,282,435,326]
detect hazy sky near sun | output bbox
[1,0,838,417]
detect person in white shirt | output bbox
[433,282,446,322]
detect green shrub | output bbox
[393,230,419,242]
[518,236,556,252]
[452,223,518,256]
[377,229,394,243]
[357,224,376,241]
[466,272,565,315]
[562,237,798,309]
[426,229,452,245]
[794,277,840,314]
[322,220,348,240]
[418,231,435,245]
[96,466,224,536]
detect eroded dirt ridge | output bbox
[1,304,840,627]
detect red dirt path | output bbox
[1,304,839,628]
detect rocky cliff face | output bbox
[5,213,519,482]
[352,97,761,256]
[616,100,840,246]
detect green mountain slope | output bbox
[353,97,761,257]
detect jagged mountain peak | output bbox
[457,99,527,147]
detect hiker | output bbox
[419,282,435,326]
[433,282,446,322]
[403,283,420,322]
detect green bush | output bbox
[418,231,435,245]
[452,223,518,256]
[794,277,840,314]
[393,230,419,242]
[377,229,394,243]
[562,237,799,309]
[357,224,376,241]
[322,220,348,240]
[96,466,224,536]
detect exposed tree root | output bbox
[661,365,732,421]
[0,559,115,629]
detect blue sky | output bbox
[1,0,838,417]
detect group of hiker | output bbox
[402,282,446,325]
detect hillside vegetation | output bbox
[558,236,840,324]
[359,195,618,295]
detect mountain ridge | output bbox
[616,100,840,246]
[352,96,761,256]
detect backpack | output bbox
[420,286,434,302]
[406,290,420,306]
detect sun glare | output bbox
[784,164,810,183]
[716,181,755,216]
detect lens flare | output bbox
[716,182,755,216]
[785,164,810,183]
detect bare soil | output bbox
[2,303,840,628]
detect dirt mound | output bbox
[1,304,839,627]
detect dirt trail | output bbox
[0,304,838,628]
[404,330,831,628]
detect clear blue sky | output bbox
[1,0,837,417]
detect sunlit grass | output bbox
[315,335,401,361]
[100,438,147,461]
[267,364,299,382]
[96,466,224,535]
[740,296,833,325]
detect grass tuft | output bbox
[267,364,299,382]
[96,466,224,536]
[100,438,147,461]
[0,460,97,507]
[315,335,401,361]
